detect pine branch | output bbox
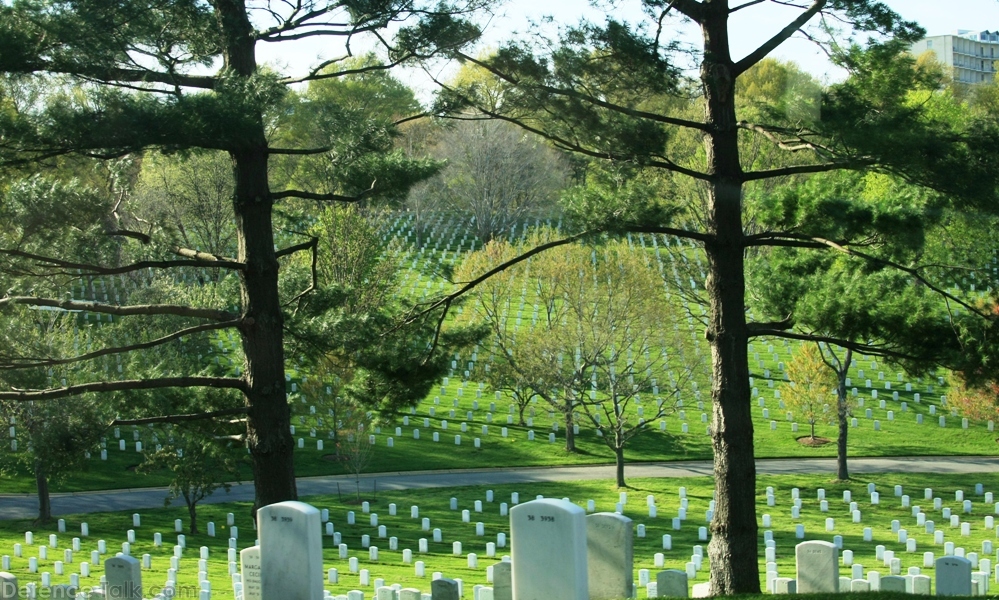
[0,320,242,371]
[758,233,992,320]
[0,377,247,401]
[0,297,237,321]
[454,52,710,133]
[733,0,828,76]
[443,105,712,181]
[33,62,217,90]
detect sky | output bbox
[255,0,999,100]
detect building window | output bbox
[928,40,933,48]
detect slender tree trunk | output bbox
[216,0,297,509]
[614,445,626,488]
[35,460,52,523]
[187,501,199,535]
[701,2,760,594]
[564,404,576,452]
[837,348,853,480]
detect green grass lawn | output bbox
[3,373,995,495]
[6,215,996,496]
[1,472,996,599]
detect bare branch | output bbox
[112,406,249,427]
[747,315,794,332]
[400,230,599,329]
[0,297,237,321]
[444,107,712,181]
[730,0,766,13]
[283,54,414,86]
[623,225,712,244]
[271,180,377,203]
[668,0,705,22]
[172,247,243,267]
[805,236,993,320]
[0,249,244,276]
[394,112,430,127]
[281,238,320,308]
[742,161,862,181]
[733,0,827,77]
[106,229,151,244]
[268,147,333,155]
[0,377,247,401]
[737,121,832,155]
[275,238,318,259]
[749,328,924,361]
[0,320,242,371]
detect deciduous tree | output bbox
[783,343,836,440]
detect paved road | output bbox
[2,456,997,520]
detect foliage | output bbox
[412,117,569,242]
[285,206,486,420]
[783,344,838,439]
[332,403,375,489]
[131,151,236,260]
[139,429,244,534]
[457,231,700,483]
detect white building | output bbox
[910,30,999,84]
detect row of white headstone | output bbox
[235,499,693,600]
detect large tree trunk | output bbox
[216,0,297,509]
[701,2,760,594]
[836,348,853,481]
[34,460,51,523]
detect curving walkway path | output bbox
[2,456,997,521]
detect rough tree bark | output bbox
[215,0,297,508]
[701,2,760,594]
[835,348,853,481]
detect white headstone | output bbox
[796,541,838,593]
[586,513,633,600]
[105,554,142,600]
[0,572,18,600]
[493,561,512,600]
[935,556,972,596]
[259,501,323,600]
[240,545,262,600]
[511,499,588,600]
[656,570,688,598]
